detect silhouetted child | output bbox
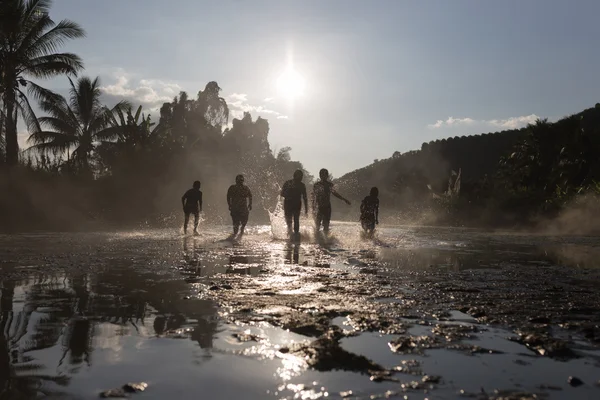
[280,169,308,236]
[360,187,379,236]
[227,174,252,235]
[312,168,351,233]
[182,181,202,235]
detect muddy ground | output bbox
[1,226,599,399]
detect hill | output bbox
[332,103,600,228]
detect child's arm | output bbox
[332,189,351,205]
[199,192,203,212]
[302,185,308,215]
[181,192,187,209]
[376,199,379,224]
[247,187,253,211]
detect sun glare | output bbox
[276,68,306,99]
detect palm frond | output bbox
[25,79,63,104]
[93,126,124,142]
[28,130,77,155]
[17,12,55,57]
[112,100,132,114]
[22,52,84,78]
[16,88,41,134]
[69,77,105,131]
[37,116,77,136]
[133,105,142,122]
[22,19,85,60]
[23,0,53,23]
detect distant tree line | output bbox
[0,0,310,231]
[334,104,600,227]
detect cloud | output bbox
[488,114,540,129]
[225,93,288,121]
[99,69,288,121]
[428,114,540,130]
[428,117,475,128]
[100,72,182,110]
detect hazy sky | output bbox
[35,0,600,177]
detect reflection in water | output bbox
[60,318,93,369]
[153,314,186,336]
[192,316,219,349]
[284,243,300,265]
[0,278,72,398]
[0,236,221,399]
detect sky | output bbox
[26,0,600,178]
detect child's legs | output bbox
[239,211,249,232]
[193,212,199,231]
[322,206,332,232]
[293,209,301,233]
[231,211,240,233]
[315,209,323,231]
[284,207,293,231]
[184,212,190,231]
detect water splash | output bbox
[268,198,316,241]
[268,198,290,240]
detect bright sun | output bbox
[276,68,306,99]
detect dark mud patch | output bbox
[509,328,580,360]
[288,329,386,375]
[99,382,148,398]
[279,311,342,337]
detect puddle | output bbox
[0,227,599,399]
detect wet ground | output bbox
[1,224,600,399]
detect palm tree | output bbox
[107,105,158,150]
[0,0,85,166]
[28,76,128,175]
[95,105,159,174]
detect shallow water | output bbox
[1,224,599,399]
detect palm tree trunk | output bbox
[4,88,18,166]
[0,105,4,164]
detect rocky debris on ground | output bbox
[232,332,262,342]
[431,323,485,341]
[567,376,584,387]
[279,311,335,337]
[123,383,148,393]
[100,382,148,398]
[345,312,409,334]
[509,329,579,360]
[393,359,423,376]
[388,335,442,354]
[369,370,397,382]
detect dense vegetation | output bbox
[334,104,600,229]
[0,0,309,231]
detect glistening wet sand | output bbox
[1,225,599,399]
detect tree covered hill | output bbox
[332,103,600,227]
